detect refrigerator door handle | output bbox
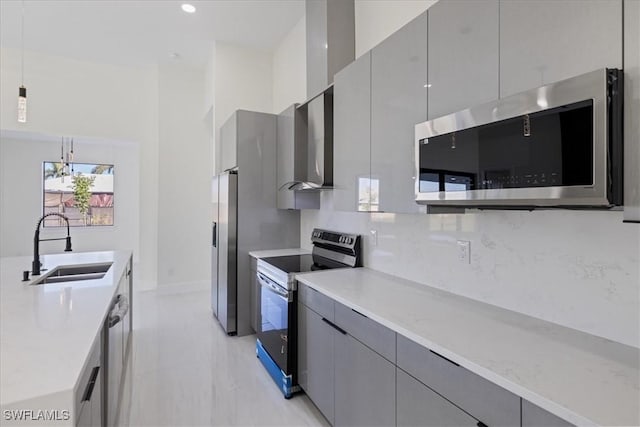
[212,222,217,247]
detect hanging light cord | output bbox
[20,0,25,85]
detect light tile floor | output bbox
[121,287,328,427]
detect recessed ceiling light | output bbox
[181,4,196,13]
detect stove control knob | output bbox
[339,236,344,243]
[347,237,353,244]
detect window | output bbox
[43,162,114,227]
[357,176,380,212]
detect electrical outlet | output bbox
[370,229,378,246]
[457,240,470,264]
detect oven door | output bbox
[257,271,295,376]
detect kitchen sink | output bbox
[31,262,113,285]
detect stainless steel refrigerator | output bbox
[211,110,300,336]
[211,171,237,333]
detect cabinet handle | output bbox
[321,317,347,335]
[82,366,100,402]
[351,308,368,318]
[429,349,460,367]
[476,422,488,427]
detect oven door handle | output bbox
[257,272,291,302]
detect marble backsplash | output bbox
[301,193,640,348]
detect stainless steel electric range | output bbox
[255,228,362,398]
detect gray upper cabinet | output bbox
[427,0,499,119]
[624,0,640,223]
[499,0,623,97]
[333,52,372,212]
[522,400,574,427]
[370,11,428,214]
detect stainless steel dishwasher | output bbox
[105,289,129,426]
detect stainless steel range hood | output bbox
[282,88,334,191]
[280,0,352,192]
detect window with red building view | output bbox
[43,162,114,227]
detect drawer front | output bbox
[397,368,478,427]
[522,400,574,427]
[74,334,101,419]
[298,282,334,321]
[334,301,396,363]
[397,335,520,427]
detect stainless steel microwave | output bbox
[414,68,623,208]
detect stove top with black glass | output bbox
[256,229,362,290]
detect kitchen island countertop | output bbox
[0,250,131,418]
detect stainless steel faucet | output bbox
[32,213,72,276]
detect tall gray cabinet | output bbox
[499,0,623,97]
[427,0,499,119]
[333,52,371,212]
[370,12,428,214]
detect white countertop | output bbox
[0,250,131,411]
[295,268,640,427]
[249,248,310,259]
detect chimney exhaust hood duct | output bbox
[281,0,353,192]
[305,0,355,99]
[282,88,334,191]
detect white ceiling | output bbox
[0,0,305,66]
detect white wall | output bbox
[354,0,437,57]
[214,42,273,155]
[0,47,159,289]
[0,133,139,259]
[268,1,438,112]
[157,63,211,288]
[272,16,307,114]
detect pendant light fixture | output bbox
[17,0,27,123]
[60,137,75,183]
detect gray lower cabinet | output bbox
[397,334,520,427]
[299,287,576,427]
[297,301,335,424]
[522,400,574,427]
[499,0,623,97]
[427,0,499,119]
[75,335,102,427]
[298,289,396,427]
[333,52,371,212]
[624,0,640,223]
[397,368,477,427]
[334,332,396,427]
[370,11,428,214]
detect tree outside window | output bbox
[42,162,114,227]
